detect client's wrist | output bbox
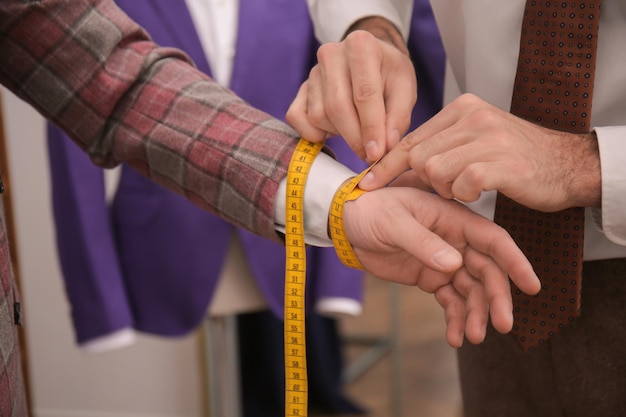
[344,16,409,56]
[329,176,367,270]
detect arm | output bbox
[0,0,293,241]
[358,94,626,248]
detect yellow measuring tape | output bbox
[284,139,322,417]
[284,138,369,416]
[328,167,376,270]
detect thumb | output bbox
[391,213,463,273]
[359,144,412,190]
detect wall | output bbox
[1,87,205,417]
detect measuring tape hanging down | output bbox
[284,138,323,417]
[284,138,371,417]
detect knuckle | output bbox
[461,164,489,190]
[423,157,442,180]
[285,111,298,128]
[453,276,474,297]
[316,42,339,63]
[454,93,481,109]
[344,30,375,48]
[307,106,327,126]
[468,107,500,127]
[354,83,380,103]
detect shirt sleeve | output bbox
[274,152,356,247]
[306,0,413,43]
[80,328,137,354]
[591,126,626,245]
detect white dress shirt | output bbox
[309,0,626,261]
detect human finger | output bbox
[343,31,389,162]
[357,140,411,189]
[434,284,466,348]
[286,80,329,142]
[388,170,433,191]
[449,160,518,204]
[381,56,417,151]
[385,212,463,274]
[359,93,492,190]
[448,266,489,344]
[462,247,513,335]
[460,216,540,296]
[315,42,370,158]
[358,112,455,190]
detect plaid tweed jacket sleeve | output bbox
[0,0,303,241]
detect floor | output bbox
[332,274,463,417]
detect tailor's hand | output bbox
[359,94,602,211]
[287,18,417,163]
[341,186,541,348]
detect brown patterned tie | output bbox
[493,0,601,352]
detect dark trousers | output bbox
[237,310,364,417]
[458,258,626,417]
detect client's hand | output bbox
[342,187,541,348]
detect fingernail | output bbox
[432,248,461,271]
[365,141,379,161]
[359,171,374,187]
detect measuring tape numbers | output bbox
[328,165,376,271]
[284,138,372,417]
[284,138,323,417]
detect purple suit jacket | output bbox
[46,0,367,344]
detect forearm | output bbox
[566,131,601,209]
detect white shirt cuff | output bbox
[315,297,363,317]
[80,328,137,354]
[593,126,626,245]
[307,0,413,43]
[275,152,356,247]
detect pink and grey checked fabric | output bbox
[0,0,315,411]
[0,0,304,243]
